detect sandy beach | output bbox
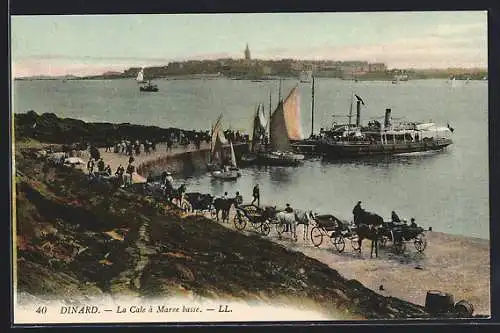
[215,215,490,315]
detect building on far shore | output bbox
[244,43,251,61]
[369,62,387,72]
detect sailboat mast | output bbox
[278,78,282,102]
[209,121,214,163]
[311,76,315,138]
[268,89,272,141]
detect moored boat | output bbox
[211,142,242,180]
[139,80,159,92]
[255,85,305,166]
[320,106,454,159]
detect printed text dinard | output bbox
[58,304,233,314]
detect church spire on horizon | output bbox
[244,43,251,60]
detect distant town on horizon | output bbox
[14,44,488,81]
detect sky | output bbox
[11,11,488,77]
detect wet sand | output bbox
[210,210,491,316]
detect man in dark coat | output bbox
[391,211,401,223]
[284,203,294,232]
[251,184,260,207]
[352,201,364,225]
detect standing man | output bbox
[97,158,105,172]
[126,162,135,186]
[352,201,364,225]
[87,158,95,175]
[251,184,260,207]
[235,191,243,207]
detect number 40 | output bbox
[36,306,47,314]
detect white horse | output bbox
[294,210,316,242]
[275,211,297,241]
[276,210,316,242]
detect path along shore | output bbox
[94,141,211,183]
[82,143,490,315]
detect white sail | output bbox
[136,68,144,82]
[230,141,237,167]
[270,85,304,152]
[211,113,227,150]
[258,104,267,129]
[210,114,228,164]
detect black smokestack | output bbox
[356,100,361,127]
[384,108,392,128]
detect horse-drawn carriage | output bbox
[379,222,428,253]
[309,212,428,256]
[233,204,274,235]
[309,214,360,252]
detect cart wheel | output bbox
[414,234,427,253]
[331,235,345,253]
[261,222,271,236]
[350,235,360,251]
[310,227,323,247]
[234,211,247,231]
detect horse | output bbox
[294,210,316,242]
[184,192,214,214]
[213,197,237,223]
[353,211,385,258]
[275,211,299,241]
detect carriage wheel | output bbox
[310,227,323,247]
[331,235,345,253]
[261,222,271,236]
[414,234,427,253]
[350,235,361,251]
[233,211,247,231]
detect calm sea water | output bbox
[13,78,489,239]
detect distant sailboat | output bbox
[137,67,159,92]
[136,68,146,84]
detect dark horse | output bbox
[354,211,384,258]
[213,197,237,223]
[184,192,214,214]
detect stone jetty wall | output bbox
[137,143,249,179]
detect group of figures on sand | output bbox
[87,155,137,187]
